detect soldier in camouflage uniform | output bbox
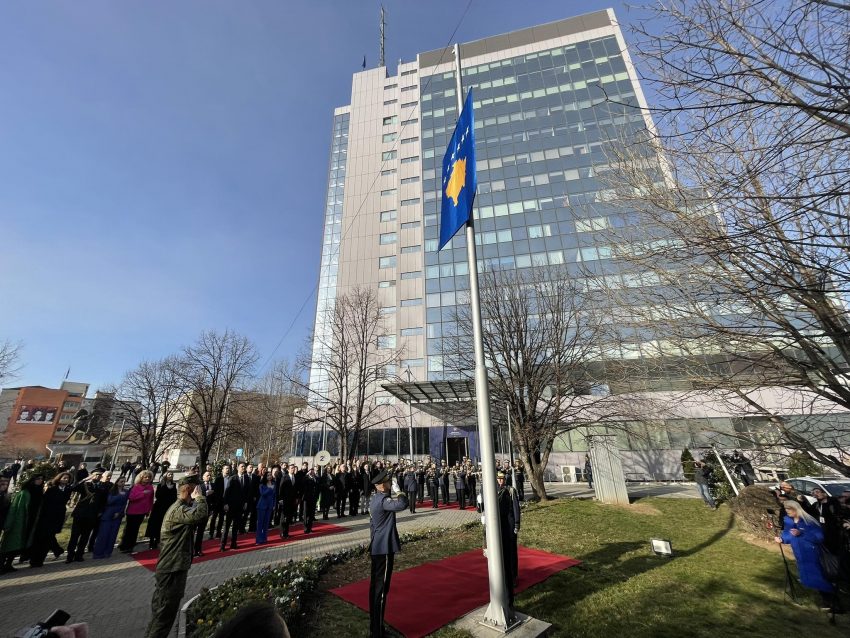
[144,476,208,638]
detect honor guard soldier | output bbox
[369,469,408,638]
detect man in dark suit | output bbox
[302,467,320,533]
[220,464,246,551]
[194,471,215,556]
[369,470,408,638]
[244,463,260,533]
[210,465,230,539]
[296,462,308,521]
[278,464,300,538]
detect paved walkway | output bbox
[0,504,479,636]
[0,482,698,636]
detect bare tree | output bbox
[600,0,850,475]
[226,362,305,463]
[442,268,629,500]
[106,356,187,468]
[0,340,21,384]
[299,287,403,461]
[171,330,260,468]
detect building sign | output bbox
[446,426,468,438]
[16,405,58,424]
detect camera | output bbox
[13,610,70,638]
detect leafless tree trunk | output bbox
[171,330,259,468]
[443,268,635,500]
[106,356,186,468]
[298,287,403,461]
[600,0,850,475]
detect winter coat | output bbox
[781,515,833,593]
[145,482,177,538]
[37,485,72,535]
[0,482,43,553]
[126,483,155,516]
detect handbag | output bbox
[819,546,840,582]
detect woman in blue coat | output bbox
[775,499,836,609]
[255,473,277,545]
[93,477,129,559]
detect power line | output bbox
[255,0,475,378]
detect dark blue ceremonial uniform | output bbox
[369,489,408,637]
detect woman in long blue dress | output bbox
[93,477,129,559]
[255,473,277,545]
[775,499,836,609]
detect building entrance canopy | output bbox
[382,379,509,428]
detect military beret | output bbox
[179,475,200,486]
[497,471,506,479]
[371,469,391,485]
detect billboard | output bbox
[16,405,59,424]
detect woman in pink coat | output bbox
[118,470,154,552]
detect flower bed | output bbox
[185,527,464,637]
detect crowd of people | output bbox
[0,454,527,575]
[770,481,850,611]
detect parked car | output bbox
[785,476,850,504]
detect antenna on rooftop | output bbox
[379,5,386,68]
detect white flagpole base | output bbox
[453,605,551,636]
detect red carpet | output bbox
[330,546,580,637]
[133,521,346,571]
[416,499,470,511]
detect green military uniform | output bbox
[145,490,207,638]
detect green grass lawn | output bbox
[294,498,847,638]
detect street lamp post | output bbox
[405,367,415,461]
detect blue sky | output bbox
[0,0,627,391]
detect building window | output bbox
[380,232,398,245]
[383,132,397,143]
[380,306,397,315]
[379,280,396,288]
[401,198,420,206]
[401,156,419,164]
[400,327,424,336]
[402,358,424,367]
[401,136,419,144]
[378,335,397,349]
[401,69,417,76]
[401,270,422,279]
[379,256,397,269]
[401,118,418,126]
[401,85,417,93]
[401,221,420,230]
[383,115,398,125]
[385,83,397,90]
[384,99,397,106]
[401,298,422,307]
[380,188,396,197]
[401,245,421,254]
[401,176,419,184]
[382,150,397,160]
[381,168,397,176]
[380,210,397,222]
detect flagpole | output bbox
[453,43,511,629]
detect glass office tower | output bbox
[302,9,713,471]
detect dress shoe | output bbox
[220,545,228,552]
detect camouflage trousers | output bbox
[145,570,188,638]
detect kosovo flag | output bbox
[439,89,477,251]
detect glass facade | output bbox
[308,111,349,395]
[420,35,648,380]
